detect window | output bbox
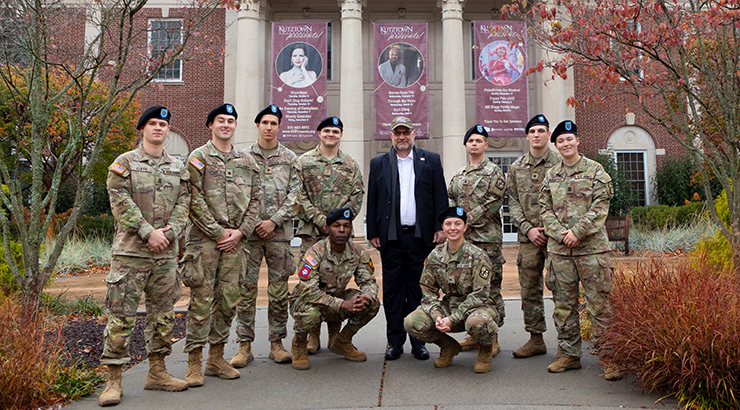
[616,151,647,207]
[612,20,643,81]
[149,19,182,81]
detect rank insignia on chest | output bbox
[304,254,318,267]
[479,266,490,280]
[226,170,233,178]
[531,172,539,180]
[299,264,312,278]
[190,157,205,170]
[109,162,127,175]
[567,186,573,194]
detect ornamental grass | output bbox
[598,255,740,409]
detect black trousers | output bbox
[381,230,433,347]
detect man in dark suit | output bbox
[367,116,448,360]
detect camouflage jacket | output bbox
[292,238,379,311]
[448,158,506,244]
[420,240,493,327]
[539,155,613,256]
[246,142,299,242]
[506,148,561,243]
[107,146,190,259]
[186,141,261,241]
[294,146,364,237]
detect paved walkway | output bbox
[68,300,679,410]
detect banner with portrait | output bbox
[271,22,327,141]
[373,23,429,140]
[474,21,528,138]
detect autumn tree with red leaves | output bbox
[503,0,740,274]
[0,0,239,310]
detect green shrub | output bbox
[51,358,106,402]
[591,154,637,216]
[0,241,23,296]
[631,201,705,230]
[654,154,723,206]
[42,292,104,318]
[55,214,115,242]
[692,189,733,271]
[599,258,739,409]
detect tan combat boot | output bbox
[98,364,123,406]
[459,335,478,351]
[513,333,547,358]
[327,321,342,346]
[474,344,494,373]
[434,334,462,368]
[144,354,189,392]
[204,343,241,379]
[491,333,501,357]
[292,333,310,370]
[329,327,366,362]
[307,326,321,354]
[268,340,292,363]
[547,355,582,373]
[229,341,254,368]
[185,347,204,387]
[603,363,624,381]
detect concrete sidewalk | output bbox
[69,299,678,410]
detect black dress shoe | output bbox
[385,344,403,360]
[412,344,430,360]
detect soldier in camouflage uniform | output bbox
[99,106,190,406]
[447,124,506,355]
[505,115,560,359]
[289,208,379,370]
[294,116,364,353]
[181,103,261,387]
[231,105,298,367]
[538,120,620,380]
[404,207,498,373]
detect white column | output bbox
[233,0,262,148]
[439,0,467,181]
[339,0,367,240]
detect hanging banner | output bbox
[373,23,429,140]
[271,22,327,141]
[474,21,528,138]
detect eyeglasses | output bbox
[392,130,412,136]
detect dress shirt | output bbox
[397,151,416,226]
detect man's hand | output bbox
[147,227,171,253]
[433,230,446,244]
[340,294,370,313]
[217,229,244,252]
[369,237,381,249]
[255,220,277,239]
[435,316,452,333]
[561,229,581,248]
[527,227,548,247]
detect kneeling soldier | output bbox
[289,208,380,370]
[404,207,499,373]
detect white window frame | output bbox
[614,150,649,207]
[488,153,522,243]
[148,19,183,82]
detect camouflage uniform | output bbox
[289,239,379,335]
[182,141,261,353]
[235,142,299,343]
[404,240,498,344]
[447,157,506,326]
[539,155,614,359]
[506,148,560,334]
[101,146,190,365]
[294,146,364,254]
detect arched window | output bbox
[606,126,657,206]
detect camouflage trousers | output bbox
[472,242,506,327]
[404,305,498,345]
[183,239,248,352]
[289,288,380,335]
[545,252,614,358]
[235,240,295,343]
[517,241,548,334]
[298,234,326,257]
[101,255,181,365]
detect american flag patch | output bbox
[190,157,205,170]
[109,162,127,175]
[304,254,318,267]
[299,264,312,278]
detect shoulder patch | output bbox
[299,264,312,278]
[479,266,490,280]
[304,254,318,267]
[368,259,375,270]
[189,157,205,170]
[109,162,127,175]
[495,178,506,191]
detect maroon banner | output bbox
[474,21,528,138]
[271,22,327,141]
[373,23,429,140]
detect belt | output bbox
[401,225,415,232]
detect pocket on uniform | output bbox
[237,246,251,286]
[104,258,129,284]
[595,253,615,293]
[179,252,204,288]
[544,256,556,292]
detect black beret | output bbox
[137,106,171,130]
[317,116,343,131]
[525,114,549,134]
[550,120,578,142]
[437,206,467,224]
[206,103,238,127]
[463,124,488,145]
[254,104,282,124]
[326,208,354,226]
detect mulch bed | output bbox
[59,314,187,371]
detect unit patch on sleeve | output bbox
[109,162,127,175]
[299,264,312,278]
[479,266,490,280]
[189,157,205,170]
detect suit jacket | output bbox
[367,145,447,251]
